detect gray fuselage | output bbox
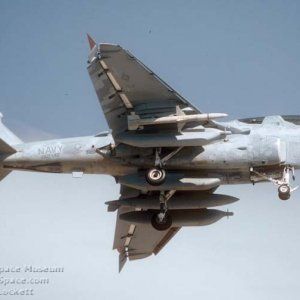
[3,116,300,186]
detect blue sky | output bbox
[1,0,300,137]
[1,1,300,299]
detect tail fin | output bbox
[0,113,22,146]
[0,113,21,181]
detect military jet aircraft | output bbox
[0,35,299,271]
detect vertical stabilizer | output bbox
[0,113,22,146]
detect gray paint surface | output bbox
[1,1,300,299]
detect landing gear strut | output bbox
[250,166,298,201]
[151,191,176,231]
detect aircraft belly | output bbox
[3,156,135,176]
[58,160,136,176]
[1,135,135,176]
[165,144,250,170]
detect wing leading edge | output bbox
[87,37,203,136]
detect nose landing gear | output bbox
[276,166,298,200]
[278,184,291,200]
[250,166,298,201]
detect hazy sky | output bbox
[1,1,300,299]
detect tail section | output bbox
[0,113,22,146]
[0,138,16,155]
[0,113,22,181]
[0,140,13,179]
[0,169,10,181]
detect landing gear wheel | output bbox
[146,168,166,185]
[278,184,291,200]
[151,212,172,231]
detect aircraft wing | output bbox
[87,37,202,137]
[88,37,233,271]
[113,203,180,272]
[106,185,180,271]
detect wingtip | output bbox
[119,251,127,273]
[87,33,96,50]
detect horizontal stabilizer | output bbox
[0,138,16,155]
[0,170,11,181]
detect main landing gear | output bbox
[146,168,166,185]
[145,147,183,186]
[151,191,176,231]
[251,166,298,201]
